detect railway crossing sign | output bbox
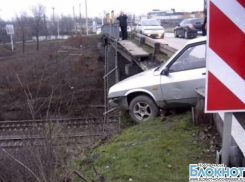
[205,0,245,113]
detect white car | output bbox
[109,37,207,122]
[136,19,165,38]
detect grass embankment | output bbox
[72,112,215,182]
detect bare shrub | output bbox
[0,36,105,181]
[0,36,104,120]
[65,35,101,50]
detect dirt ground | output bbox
[0,35,105,120]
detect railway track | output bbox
[0,117,119,149]
[0,134,103,149]
[0,117,102,131]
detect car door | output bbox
[179,20,186,36]
[160,43,206,108]
[176,21,183,35]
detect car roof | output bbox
[184,18,203,21]
[185,36,207,45]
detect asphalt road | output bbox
[155,33,189,50]
[155,33,204,50]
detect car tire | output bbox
[129,95,159,123]
[161,34,165,39]
[184,31,189,39]
[174,30,178,38]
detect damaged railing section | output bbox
[101,24,120,40]
[103,42,120,127]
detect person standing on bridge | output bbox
[202,11,207,36]
[117,11,128,40]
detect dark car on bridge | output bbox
[174,18,204,39]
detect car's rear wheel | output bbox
[129,95,159,123]
[174,30,178,38]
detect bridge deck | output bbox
[118,40,150,57]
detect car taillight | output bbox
[188,24,194,29]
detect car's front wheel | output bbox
[174,30,178,38]
[129,95,159,123]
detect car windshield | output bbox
[141,20,160,26]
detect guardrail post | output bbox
[130,33,135,40]
[153,43,161,55]
[139,37,145,46]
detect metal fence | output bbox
[103,41,120,128]
[101,24,120,40]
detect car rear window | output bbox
[191,19,204,24]
[180,20,190,26]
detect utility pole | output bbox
[79,4,82,22]
[73,6,77,35]
[85,0,88,36]
[57,15,60,37]
[79,3,82,34]
[52,7,55,38]
[0,9,2,20]
[52,7,55,23]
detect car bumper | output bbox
[187,29,198,36]
[187,31,197,37]
[108,97,129,110]
[143,31,165,37]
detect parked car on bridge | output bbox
[108,37,206,123]
[174,18,204,39]
[136,19,165,39]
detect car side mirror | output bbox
[162,67,169,76]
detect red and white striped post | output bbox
[206,0,245,166]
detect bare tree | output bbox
[59,15,74,35]
[43,14,49,40]
[16,13,29,53]
[0,19,7,44]
[31,4,46,51]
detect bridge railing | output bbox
[101,24,120,40]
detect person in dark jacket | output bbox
[202,11,207,36]
[117,11,128,40]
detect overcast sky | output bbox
[0,0,204,20]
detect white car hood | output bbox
[108,68,160,98]
[142,26,164,30]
